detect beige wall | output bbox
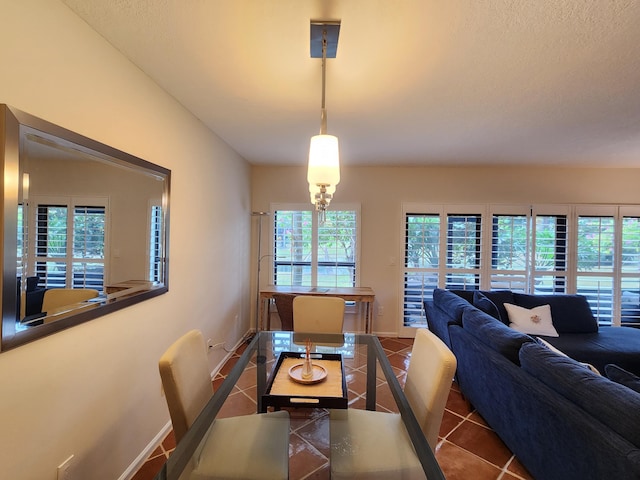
[252,165,640,335]
[0,1,251,479]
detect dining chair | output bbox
[329,328,457,479]
[292,295,345,333]
[41,288,99,313]
[272,293,295,331]
[158,329,290,479]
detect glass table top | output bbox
[154,331,445,480]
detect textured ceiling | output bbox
[61,0,640,168]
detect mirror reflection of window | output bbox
[149,205,163,283]
[17,204,25,276]
[32,198,107,291]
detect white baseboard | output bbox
[119,421,172,480]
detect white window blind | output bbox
[490,213,528,291]
[621,215,640,326]
[402,206,483,328]
[576,212,615,324]
[404,213,440,327]
[403,203,640,330]
[446,213,482,290]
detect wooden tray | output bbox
[262,351,348,410]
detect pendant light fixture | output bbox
[308,21,341,223]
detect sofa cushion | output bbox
[605,364,640,395]
[520,342,640,447]
[450,289,475,303]
[504,303,559,337]
[472,291,500,321]
[462,308,533,364]
[433,289,471,325]
[538,327,640,376]
[536,337,600,374]
[512,293,598,333]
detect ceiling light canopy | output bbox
[307,21,341,223]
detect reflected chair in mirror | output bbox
[272,293,295,331]
[329,328,457,479]
[292,295,345,333]
[158,329,290,479]
[41,288,99,314]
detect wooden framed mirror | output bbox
[1,105,170,350]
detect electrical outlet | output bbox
[378,305,384,316]
[57,455,74,480]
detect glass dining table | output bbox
[153,331,446,479]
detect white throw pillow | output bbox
[504,303,559,337]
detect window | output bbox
[149,205,164,282]
[532,212,568,294]
[31,197,107,290]
[404,213,440,327]
[491,213,528,291]
[403,203,640,329]
[273,206,359,287]
[489,208,569,294]
[576,211,615,323]
[621,213,640,326]
[446,213,482,290]
[17,203,25,278]
[403,206,482,328]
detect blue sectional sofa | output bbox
[425,289,640,480]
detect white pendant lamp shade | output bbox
[308,134,340,186]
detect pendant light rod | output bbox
[320,29,327,134]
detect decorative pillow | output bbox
[472,291,501,321]
[605,364,640,394]
[536,337,600,375]
[513,293,598,333]
[504,303,559,337]
[477,290,515,324]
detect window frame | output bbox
[402,203,640,335]
[270,203,361,288]
[401,204,484,336]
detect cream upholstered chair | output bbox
[159,330,290,479]
[292,295,345,333]
[330,328,457,479]
[41,288,99,313]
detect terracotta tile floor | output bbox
[132,337,533,480]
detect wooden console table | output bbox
[259,285,376,333]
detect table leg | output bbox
[257,336,267,413]
[366,343,377,410]
[258,296,266,331]
[365,299,372,334]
